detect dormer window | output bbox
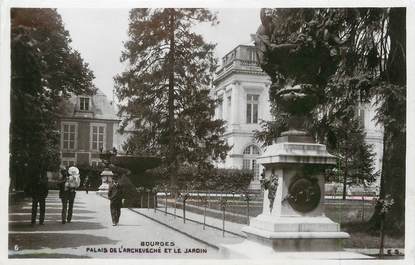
[80,97,90,111]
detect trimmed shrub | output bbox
[145,166,253,192]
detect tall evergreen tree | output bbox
[10,8,95,190]
[328,118,378,199]
[115,8,230,189]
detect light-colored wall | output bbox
[361,100,384,188]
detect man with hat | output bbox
[59,166,80,224]
[108,173,125,226]
[29,164,49,225]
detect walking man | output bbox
[59,166,80,224]
[29,166,48,225]
[84,176,90,194]
[108,174,124,226]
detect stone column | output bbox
[231,81,240,126]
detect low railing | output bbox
[153,190,262,237]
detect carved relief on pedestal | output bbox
[286,177,321,213]
[261,169,279,213]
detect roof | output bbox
[59,89,119,121]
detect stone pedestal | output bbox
[221,137,370,259]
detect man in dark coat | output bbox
[30,168,48,225]
[108,175,124,226]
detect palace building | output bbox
[58,89,120,167]
[212,43,384,191]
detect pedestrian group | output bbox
[29,165,126,226]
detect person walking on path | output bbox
[108,174,124,226]
[29,166,48,225]
[84,176,90,194]
[59,166,80,224]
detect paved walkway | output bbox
[8,190,220,259]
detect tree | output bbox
[10,8,95,191]
[115,8,230,189]
[328,118,378,199]
[369,8,406,234]
[254,8,406,233]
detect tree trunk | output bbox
[368,8,406,234]
[342,138,348,200]
[342,171,347,200]
[167,9,177,190]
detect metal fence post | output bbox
[361,194,365,222]
[165,191,168,215]
[137,187,144,208]
[174,193,177,218]
[147,189,150,210]
[183,196,186,224]
[200,194,207,230]
[220,196,227,237]
[183,193,189,224]
[154,192,157,213]
[245,192,251,225]
[203,200,207,230]
[152,187,158,213]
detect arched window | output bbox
[242,145,261,180]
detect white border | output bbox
[1,1,414,265]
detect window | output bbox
[91,160,102,167]
[62,123,77,150]
[62,159,76,167]
[242,145,261,180]
[243,145,260,156]
[90,124,106,151]
[243,159,251,170]
[246,94,259,124]
[80,97,90,111]
[252,160,259,179]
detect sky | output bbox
[58,8,261,101]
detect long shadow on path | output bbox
[9,232,117,250]
[9,220,106,232]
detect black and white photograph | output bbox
[2,0,413,262]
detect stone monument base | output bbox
[243,215,349,252]
[220,215,372,259]
[219,137,371,260]
[96,183,109,196]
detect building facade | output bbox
[59,89,120,167]
[213,44,384,190]
[212,45,271,189]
